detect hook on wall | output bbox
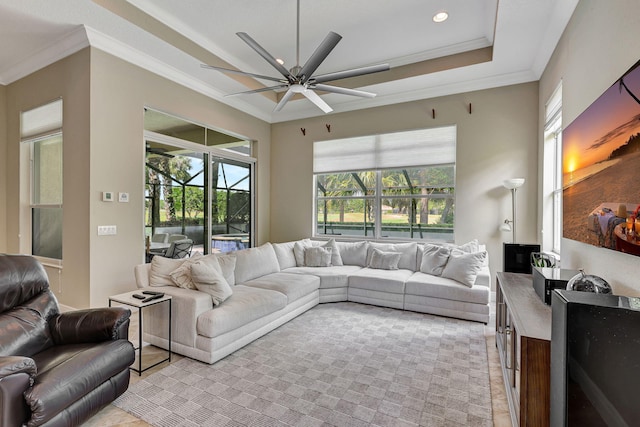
[326,124,331,133]
[300,128,306,136]
[432,108,436,119]
[469,103,472,114]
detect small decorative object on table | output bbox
[566,269,612,294]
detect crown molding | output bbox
[0,26,89,85]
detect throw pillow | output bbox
[368,242,418,270]
[320,239,343,266]
[368,248,402,270]
[149,256,185,287]
[304,246,333,267]
[336,241,369,266]
[293,239,314,266]
[201,253,237,286]
[420,244,450,276]
[168,253,203,289]
[444,239,479,253]
[441,250,487,287]
[190,260,233,306]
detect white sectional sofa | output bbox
[134,238,490,364]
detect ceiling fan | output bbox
[202,0,389,113]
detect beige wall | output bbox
[5,49,91,308]
[540,0,640,296]
[271,82,540,284]
[0,84,6,251]
[87,49,271,307]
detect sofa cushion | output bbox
[405,272,490,305]
[419,244,451,276]
[272,241,298,270]
[335,241,369,267]
[243,272,319,303]
[368,242,418,270]
[234,243,280,284]
[368,249,402,270]
[348,268,413,294]
[196,286,287,338]
[304,246,332,267]
[283,265,363,289]
[440,250,487,287]
[191,260,233,306]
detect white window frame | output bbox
[20,99,63,267]
[543,83,562,256]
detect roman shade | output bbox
[313,125,456,173]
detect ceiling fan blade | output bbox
[236,32,293,80]
[301,88,333,113]
[274,88,297,112]
[297,31,342,83]
[200,64,286,83]
[312,84,376,98]
[311,63,390,84]
[227,84,289,97]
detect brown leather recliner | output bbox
[0,254,135,427]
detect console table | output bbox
[496,272,551,426]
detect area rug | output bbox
[114,302,492,426]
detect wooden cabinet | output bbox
[496,272,551,426]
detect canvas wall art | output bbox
[563,59,640,256]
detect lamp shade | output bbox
[503,178,525,189]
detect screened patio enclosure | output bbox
[145,141,251,255]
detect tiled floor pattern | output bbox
[84,308,511,427]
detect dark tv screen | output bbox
[551,290,640,426]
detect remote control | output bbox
[142,290,164,296]
[132,294,145,300]
[141,293,164,303]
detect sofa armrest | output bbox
[139,286,214,348]
[50,307,131,345]
[474,265,491,288]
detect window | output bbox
[543,83,562,255]
[314,126,456,241]
[21,100,63,261]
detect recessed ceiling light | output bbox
[276,58,285,65]
[433,11,448,23]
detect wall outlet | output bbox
[118,192,129,202]
[97,225,117,236]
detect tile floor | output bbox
[84,309,512,427]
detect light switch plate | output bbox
[102,191,114,202]
[97,225,117,236]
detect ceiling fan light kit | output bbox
[202,0,389,113]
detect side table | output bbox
[109,290,172,375]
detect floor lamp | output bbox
[500,178,525,242]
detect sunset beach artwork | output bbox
[563,59,640,256]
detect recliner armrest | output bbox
[0,356,36,380]
[50,307,131,345]
[0,357,35,427]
